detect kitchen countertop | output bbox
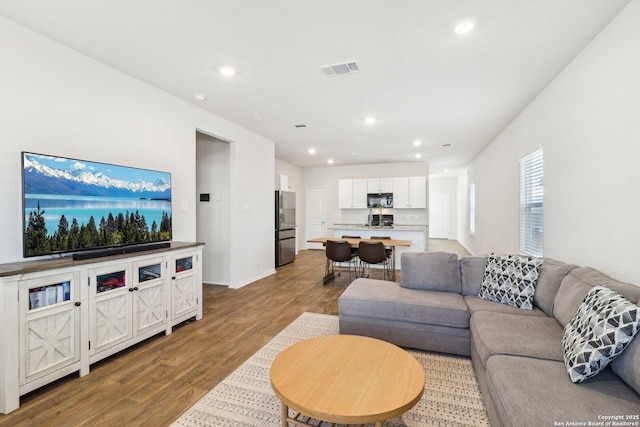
[329,224,428,231]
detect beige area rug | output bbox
[171,312,489,427]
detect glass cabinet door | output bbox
[138,263,162,283]
[96,270,126,294]
[175,256,193,273]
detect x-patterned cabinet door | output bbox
[132,257,167,335]
[172,252,197,322]
[89,263,132,356]
[19,271,81,385]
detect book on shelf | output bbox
[30,289,45,309]
[30,283,70,309]
[63,281,71,301]
[45,286,58,306]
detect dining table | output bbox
[307,237,411,282]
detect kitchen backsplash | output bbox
[340,208,428,225]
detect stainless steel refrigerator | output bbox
[275,191,296,267]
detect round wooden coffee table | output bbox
[270,335,425,427]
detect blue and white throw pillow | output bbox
[477,254,542,310]
[562,285,640,383]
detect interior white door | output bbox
[429,192,450,239]
[306,187,326,249]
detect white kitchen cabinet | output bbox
[0,242,203,414]
[367,178,393,194]
[393,176,427,208]
[338,179,367,209]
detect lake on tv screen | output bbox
[24,194,171,237]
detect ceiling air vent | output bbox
[320,61,361,78]
[440,143,453,149]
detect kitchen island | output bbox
[329,224,428,269]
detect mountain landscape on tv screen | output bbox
[23,155,171,200]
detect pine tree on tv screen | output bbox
[22,152,172,257]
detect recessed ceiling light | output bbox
[444,169,449,173]
[219,65,236,77]
[308,148,316,154]
[415,153,422,159]
[454,19,476,35]
[193,93,207,101]
[364,117,376,125]
[413,140,422,147]
[327,159,334,164]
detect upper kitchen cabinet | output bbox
[367,178,393,194]
[393,176,427,209]
[338,179,367,209]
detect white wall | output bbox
[302,162,429,248]
[275,160,304,194]
[0,17,275,288]
[457,1,640,285]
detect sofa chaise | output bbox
[338,252,640,426]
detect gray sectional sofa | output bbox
[338,252,640,427]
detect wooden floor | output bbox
[0,241,469,427]
[427,238,471,256]
[0,250,356,427]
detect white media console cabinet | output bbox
[0,241,204,414]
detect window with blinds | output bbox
[520,149,543,257]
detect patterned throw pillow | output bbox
[477,254,542,310]
[562,285,640,383]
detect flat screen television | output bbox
[22,151,172,258]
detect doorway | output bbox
[429,191,450,239]
[196,132,231,285]
[305,187,326,249]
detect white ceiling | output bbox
[0,0,631,173]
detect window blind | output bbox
[519,149,544,257]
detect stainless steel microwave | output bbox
[367,193,393,208]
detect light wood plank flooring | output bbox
[428,238,471,256]
[0,241,469,427]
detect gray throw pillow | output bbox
[562,285,640,383]
[401,252,460,293]
[477,254,542,310]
